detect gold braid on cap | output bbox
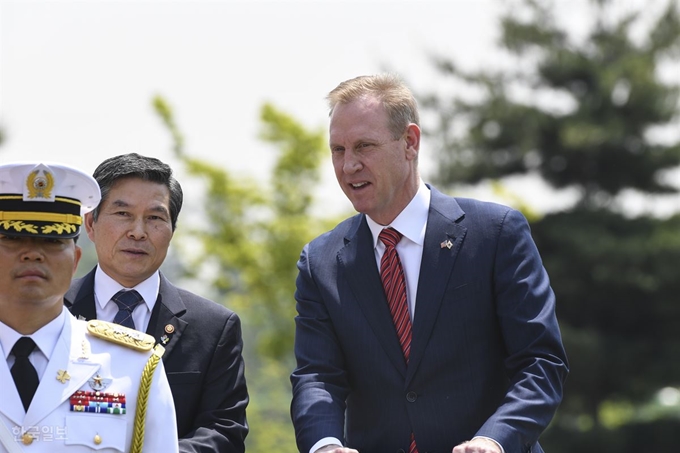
[129,345,165,453]
[0,220,39,234]
[0,195,83,235]
[0,212,82,224]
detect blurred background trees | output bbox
[419,0,680,451]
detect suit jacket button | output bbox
[406,391,417,402]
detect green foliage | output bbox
[421,0,680,207]
[154,95,334,359]
[533,210,680,419]
[152,96,342,453]
[420,0,680,451]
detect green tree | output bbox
[419,0,680,451]
[154,97,342,452]
[422,0,680,206]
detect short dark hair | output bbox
[90,153,183,231]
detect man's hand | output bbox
[452,437,502,453]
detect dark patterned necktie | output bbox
[11,337,39,411]
[112,289,143,329]
[379,228,418,453]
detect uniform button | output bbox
[22,433,33,445]
[94,434,102,445]
[406,391,417,402]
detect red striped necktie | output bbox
[379,227,418,453]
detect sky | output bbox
[0,0,676,217]
[0,0,507,215]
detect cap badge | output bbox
[25,165,55,201]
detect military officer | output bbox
[0,161,178,453]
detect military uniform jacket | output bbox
[0,307,179,453]
[66,270,249,453]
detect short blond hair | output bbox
[327,74,420,139]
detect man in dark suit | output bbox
[290,75,568,453]
[65,153,249,453]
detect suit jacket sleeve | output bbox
[291,242,349,453]
[475,208,568,452]
[179,310,249,453]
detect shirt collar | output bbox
[0,308,65,360]
[94,266,160,312]
[366,181,431,248]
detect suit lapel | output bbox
[24,312,100,428]
[146,273,187,359]
[64,268,98,321]
[340,216,408,377]
[406,189,467,385]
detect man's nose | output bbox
[343,150,362,174]
[21,245,45,262]
[127,219,148,240]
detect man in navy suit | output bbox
[290,75,568,453]
[65,153,249,453]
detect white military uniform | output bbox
[0,307,178,453]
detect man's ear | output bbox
[73,244,82,274]
[404,123,421,160]
[84,212,96,242]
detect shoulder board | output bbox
[86,320,155,352]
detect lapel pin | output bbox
[440,239,453,250]
[56,369,71,384]
[77,315,87,321]
[160,324,175,345]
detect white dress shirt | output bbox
[1,310,65,381]
[366,181,430,320]
[93,267,160,333]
